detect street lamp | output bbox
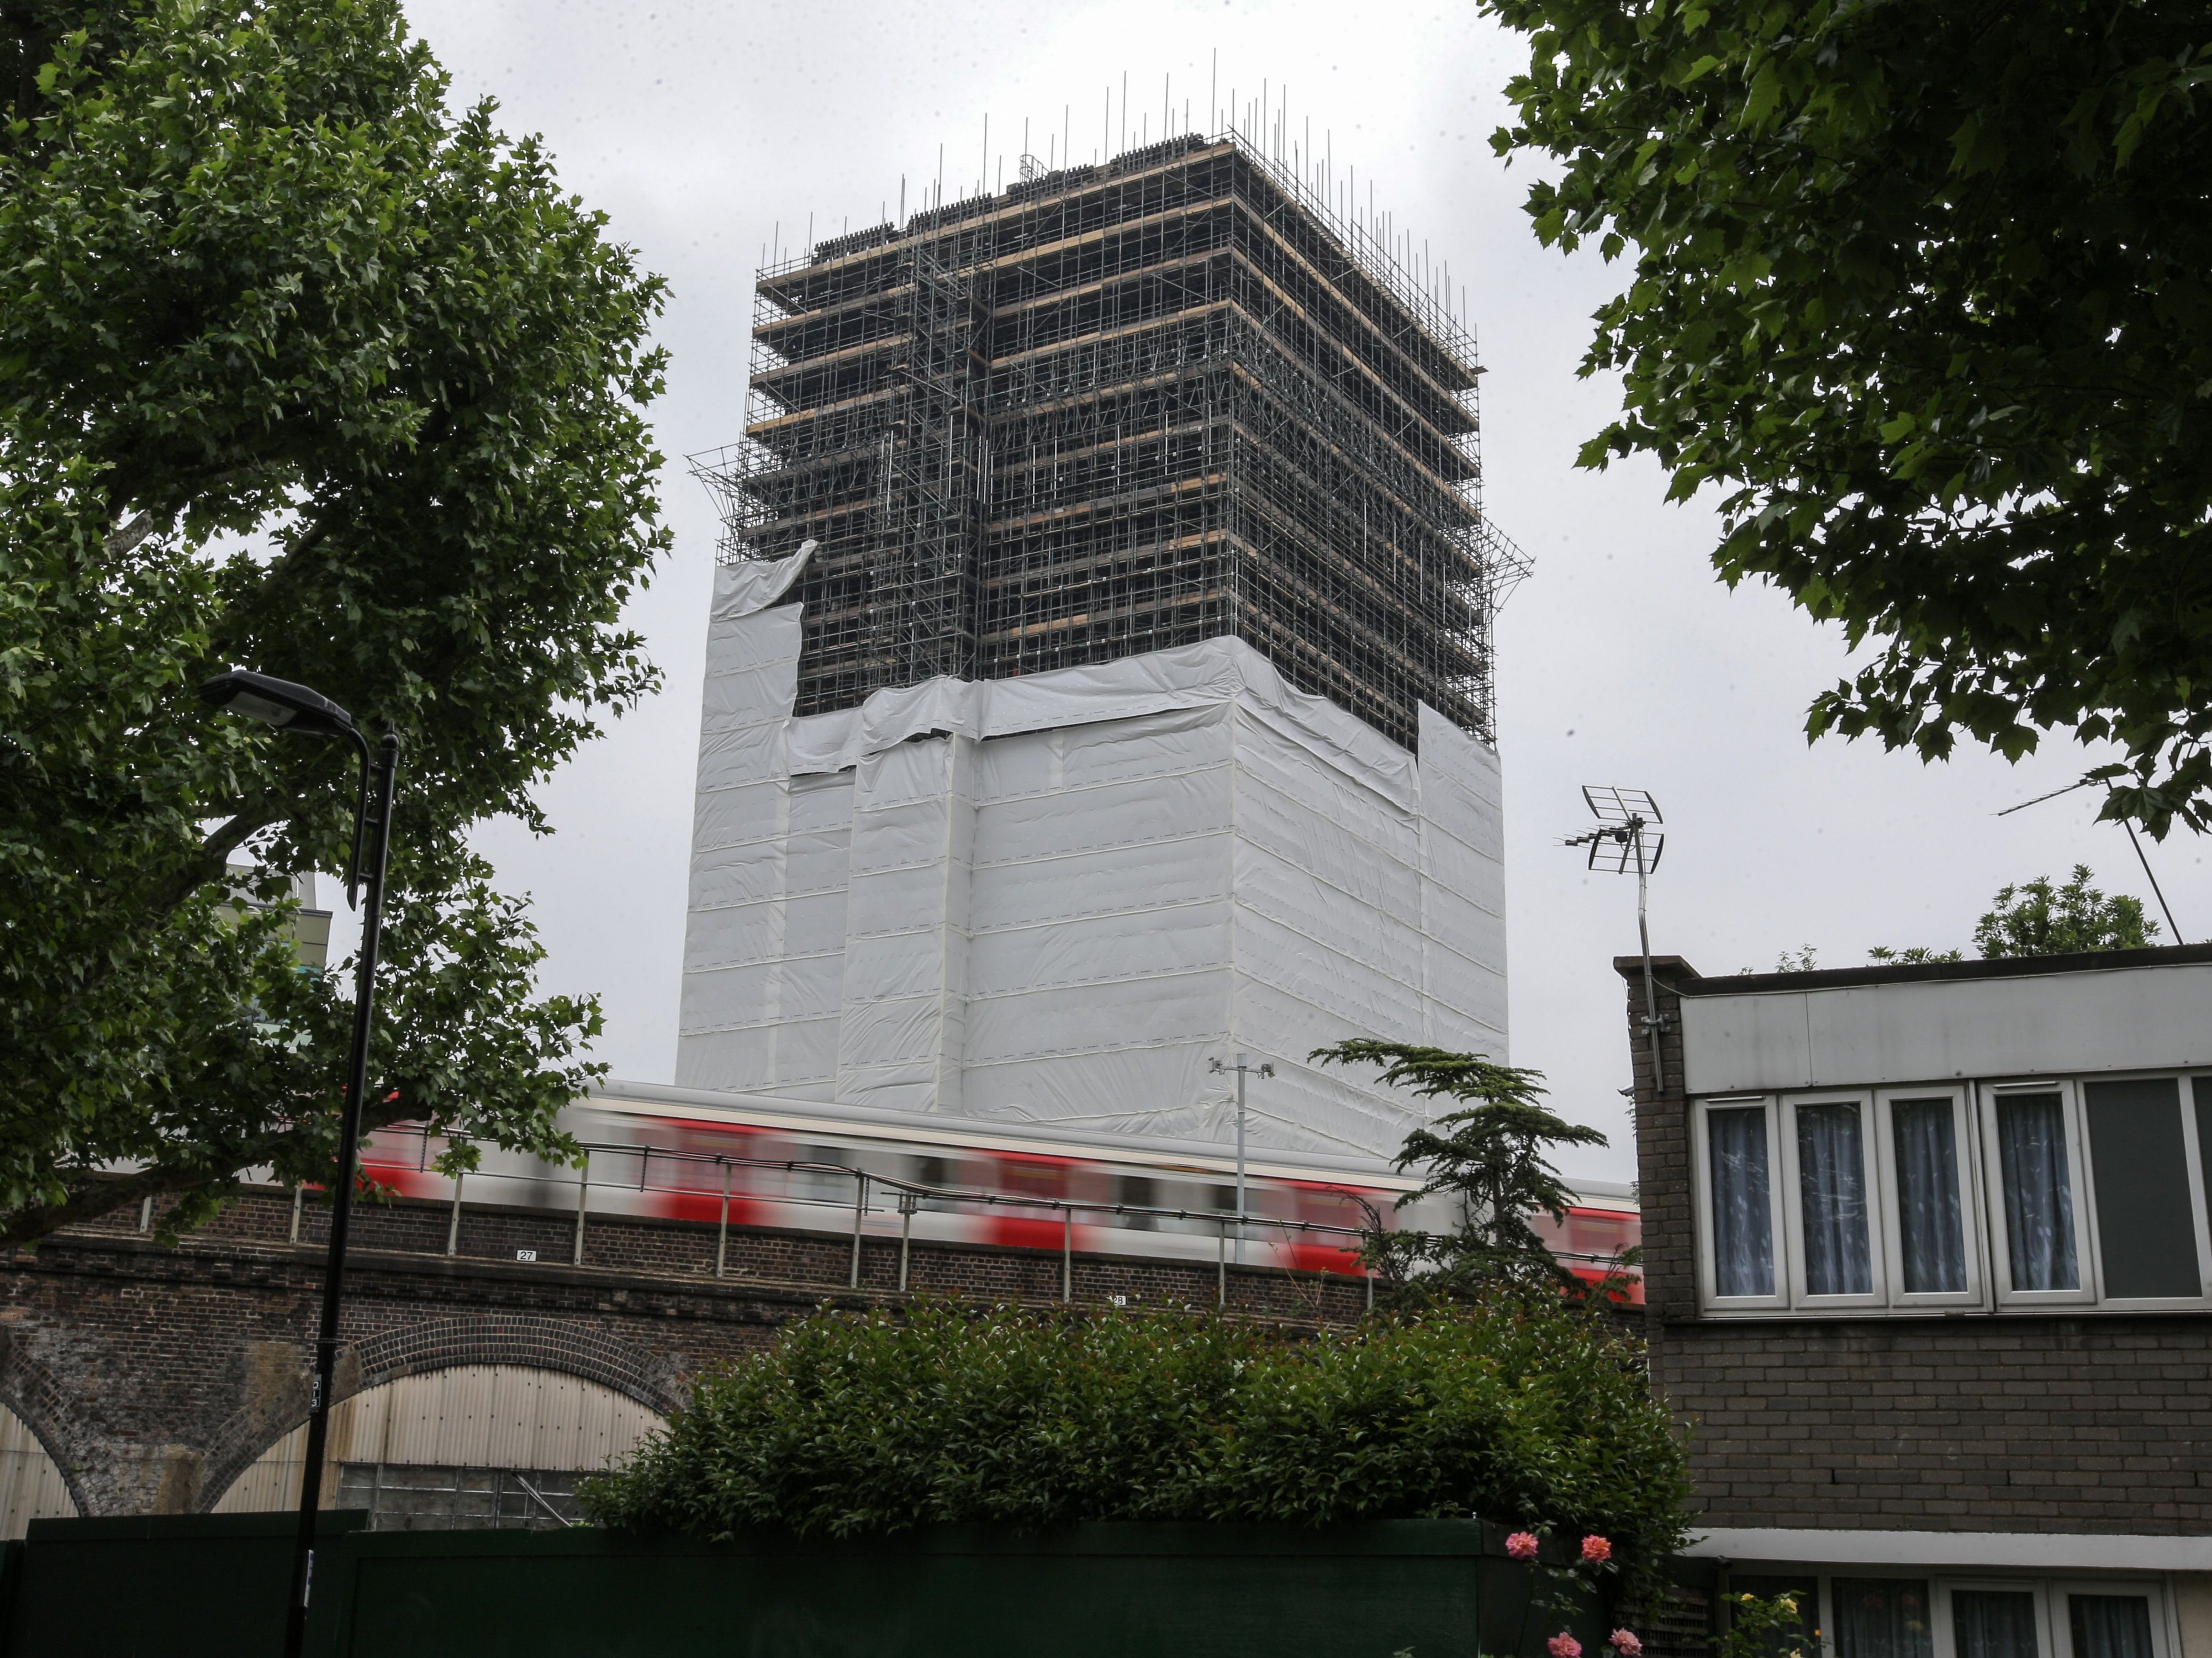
[1208,1054,1274,1265]
[199,669,399,1658]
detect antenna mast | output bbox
[1565,786,1670,1097]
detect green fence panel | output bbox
[323,1521,1491,1658]
[0,1514,1616,1658]
[1,1512,369,1658]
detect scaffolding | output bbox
[695,132,1529,751]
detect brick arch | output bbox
[0,1341,93,1519]
[345,1317,683,1413]
[194,1316,681,1514]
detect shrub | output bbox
[580,1291,1691,1587]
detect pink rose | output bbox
[1506,1531,1540,1561]
[1612,1632,1644,1658]
[1550,1634,1583,1658]
[1581,1534,1613,1564]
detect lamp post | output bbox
[1208,1054,1274,1264]
[199,670,399,1658]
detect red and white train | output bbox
[356,1080,1641,1301]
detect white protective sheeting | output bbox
[677,557,1508,1164]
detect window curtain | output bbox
[1797,1102,1873,1295]
[1997,1095,2079,1291]
[1708,1107,1775,1297]
[1834,1579,1935,1658]
[1893,1099,1968,1293]
[2070,1598,2154,1658]
[1953,1591,2040,1658]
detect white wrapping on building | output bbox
[677,548,1508,1165]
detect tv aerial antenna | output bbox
[1564,786,1669,1096]
[1994,772,2187,943]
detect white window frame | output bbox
[1980,1081,2097,1308]
[1815,1575,2169,1658]
[1873,1086,1986,1310]
[2070,1070,2212,1311]
[2048,1581,2171,1658]
[1780,1090,1888,1309]
[1821,1571,1936,1658]
[1693,1095,1789,1312]
[1930,1577,2055,1658]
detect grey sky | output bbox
[390,0,2204,1184]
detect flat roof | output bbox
[1617,941,2212,997]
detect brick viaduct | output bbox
[0,1186,1369,1519]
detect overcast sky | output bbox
[388,0,2205,1184]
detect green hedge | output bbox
[580,1294,1690,1586]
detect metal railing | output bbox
[359,1124,1384,1311]
[272,1125,1639,1315]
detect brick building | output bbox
[1623,945,2212,1658]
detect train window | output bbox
[1001,1161,1066,1198]
[1117,1175,1157,1231]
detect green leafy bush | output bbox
[580,1294,1690,1586]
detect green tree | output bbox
[1973,864,2159,956]
[0,1,668,1245]
[580,1298,1693,1590]
[1312,1041,1611,1294]
[1870,864,2155,960]
[1482,0,2212,835]
[1865,946,1964,965]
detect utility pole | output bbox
[1210,1054,1274,1264]
[196,672,400,1658]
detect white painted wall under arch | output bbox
[0,1402,76,1539]
[212,1364,666,1513]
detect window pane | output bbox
[2083,1078,2199,1299]
[1997,1094,2079,1291]
[2195,1079,2212,1253]
[1954,1591,2040,1658]
[1797,1102,1873,1295]
[338,1463,584,1532]
[1892,1099,1967,1293]
[1709,1107,1775,1297]
[1835,1578,1934,1658]
[2069,1597,2154,1658]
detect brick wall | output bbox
[1619,958,2212,1536]
[8,1186,1369,1518]
[1660,1311,2212,1532]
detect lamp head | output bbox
[198,670,356,740]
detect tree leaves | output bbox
[579,1299,1691,1590]
[1972,863,2160,957]
[1482,0,2212,835]
[1312,1042,1610,1296]
[0,2,667,1242]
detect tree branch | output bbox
[149,796,294,920]
[45,791,304,1031]
[102,509,165,559]
[0,1087,435,1252]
